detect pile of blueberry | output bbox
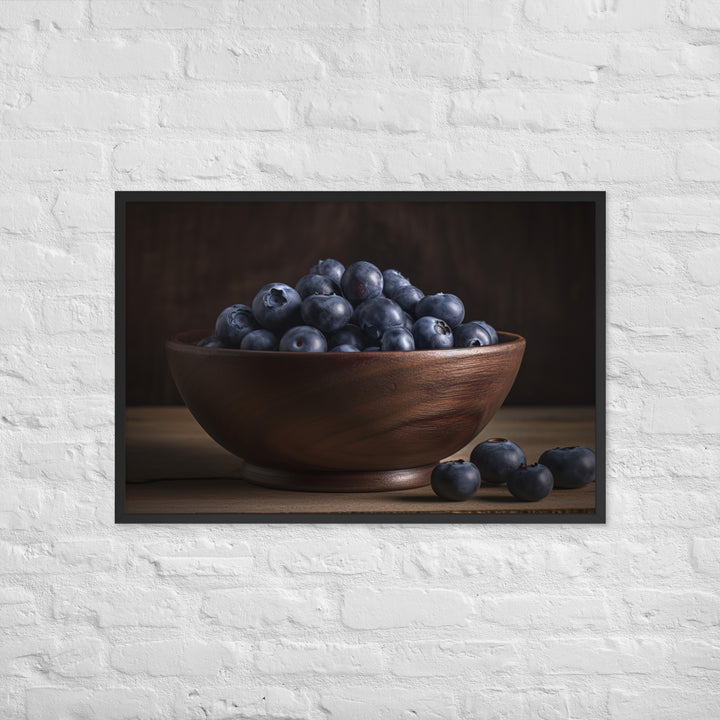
[197,259,499,352]
[431,441,596,503]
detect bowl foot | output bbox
[243,463,434,493]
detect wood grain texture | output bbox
[125,405,596,514]
[165,330,525,490]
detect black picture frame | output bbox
[115,190,605,524]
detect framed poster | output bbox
[116,191,605,523]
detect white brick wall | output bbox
[0,1,718,717]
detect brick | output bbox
[615,44,680,77]
[268,538,385,574]
[137,538,253,576]
[682,0,720,29]
[186,42,323,81]
[0,587,36,627]
[625,588,720,627]
[609,291,720,329]
[3,89,151,130]
[161,90,289,130]
[629,197,720,234]
[0,141,104,182]
[400,540,516,579]
[0,30,37,67]
[683,44,720,76]
[390,43,474,78]
[0,539,121,575]
[92,0,226,28]
[321,687,459,719]
[0,195,42,233]
[201,587,329,628]
[384,143,449,183]
[595,96,720,131]
[463,690,523,719]
[42,295,112,333]
[688,246,720,285]
[239,0,368,28]
[674,639,720,674]
[0,637,104,678]
[52,193,114,233]
[111,639,243,677]
[26,688,164,720]
[609,687,720,719]
[254,641,382,674]
[0,1,85,29]
[257,142,379,181]
[678,142,720,181]
[175,685,312,719]
[446,145,519,179]
[342,588,473,629]
[650,395,720,434]
[692,537,720,574]
[321,41,387,77]
[525,0,667,30]
[380,0,511,29]
[44,38,175,78]
[449,90,589,131]
[304,91,433,133]
[479,595,609,631]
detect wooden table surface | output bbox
[125,406,596,516]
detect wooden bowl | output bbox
[166,330,526,492]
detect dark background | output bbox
[125,199,595,407]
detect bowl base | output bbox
[243,463,434,493]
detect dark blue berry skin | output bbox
[363,346,380,352]
[301,294,353,334]
[341,261,384,306]
[431,460,482,501]
[380,326,415,351]
[393,284,425,315]
[252,283,302,334]
[507,463,554,501]
[538,446,596,489]
[382,269,411,298]
[415,293,465,328]
[355,297,406,344]
[197,336,225,348]
[453,322,493,348]
[215,304,259,347]
[310,258,345,287]
[295,273,338,299]
[473,320,499,345]
[470,438,526,485]
[402,312,414,332]
[329,344,360,352]
[326,324,366,350]
[278,326,327,352]
[412,316,454,350]
[240,329,278,351]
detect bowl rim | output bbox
[167,329,526,358]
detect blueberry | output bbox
[412,316,453,350]
[310,258,345,288]
[415,293,465,328]
[470,438,526,485]
[382,269,411,298]
[392,284,425,315]
[326,323,366,350]
[341,261,384,306]
[330,344,361,352]
[380,326,415,351]
[278,325,327,353]
[506,463,554,502]
[355,297,406,344]
[472,320,499,345]
[453,322,493,348]
[295,273,338,299]
[252,283,302,334]
[197,336,225,348]
[301,294,353,334]
[402,312,414,333]
[240,329,278,351]
[363,346,380,352]
[538,446,596,489]
[431,460,482,501]
[215,304,259,347]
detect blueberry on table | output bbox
[310,258,345,287]
[240,329,278,351]
[326,323,366,350]
[393,285,424,315]
[278,326,327,352]
[197,336,225,348]
[431,460,482,501]
[506,463,554,501]
[301,294,353,334]
[454,322,493,348]
[215,304,259,347]
[295,273,338,299]
[355,297,406,344]
[382,269,411,298]
[415,293,465,328]
[380,326,415,351]
[538,446,596,488]
[470,438,526,485]
[329,344,360,352]
[412,316,454,350]
[472,320,499,345]
[341,261,384,305]
[252,283,302,334]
